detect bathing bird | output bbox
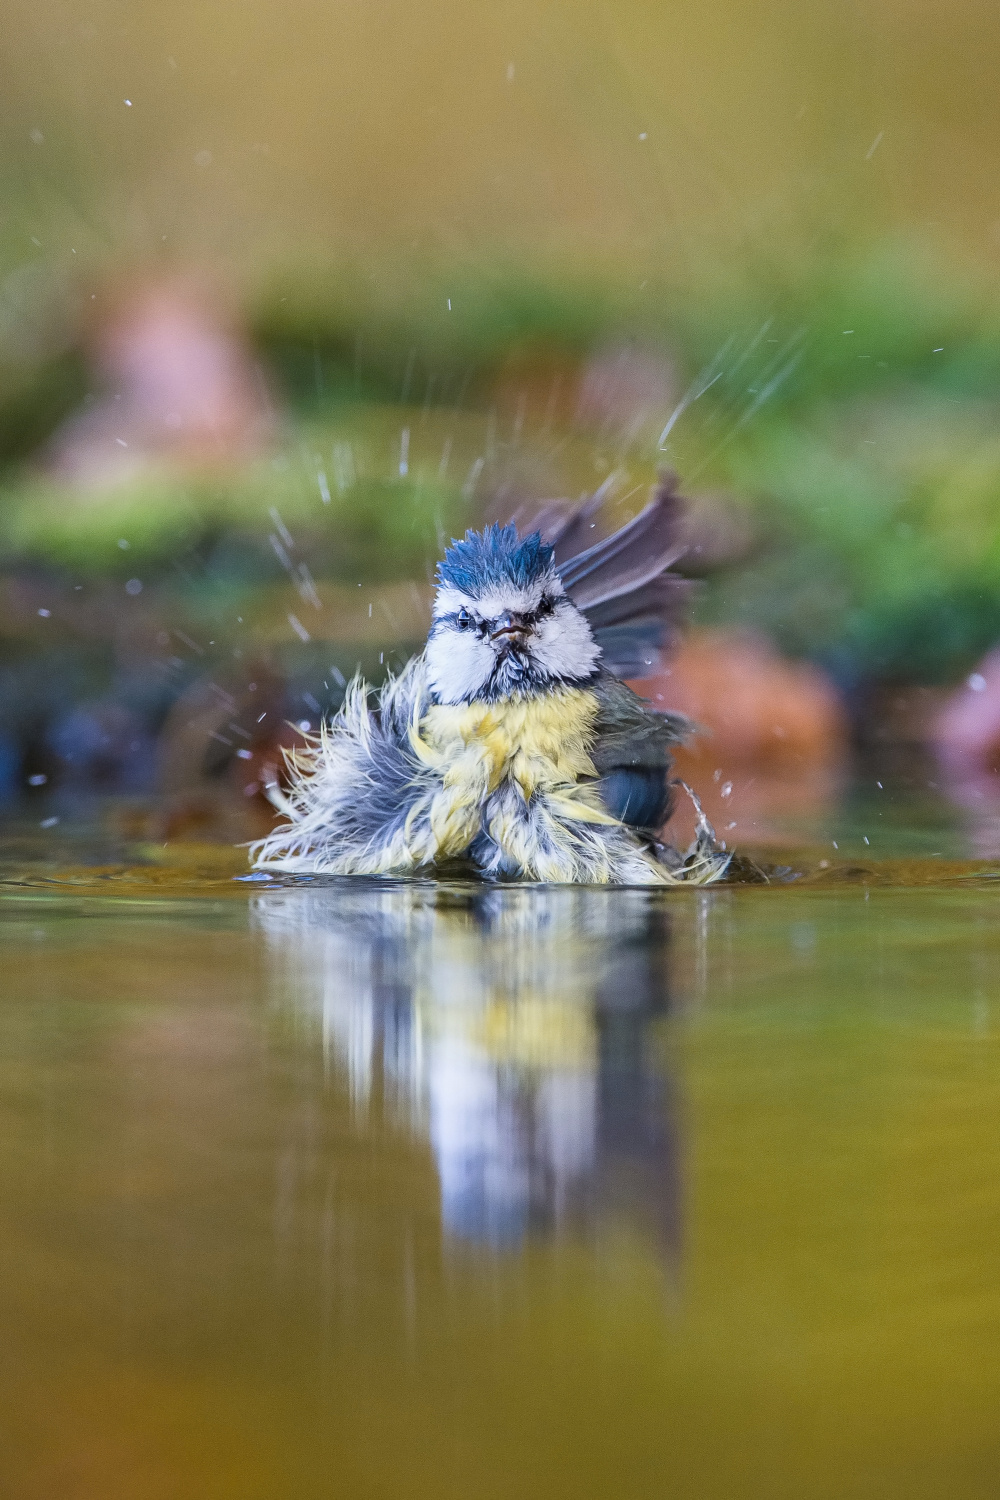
[251,474,728,884]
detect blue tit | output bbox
[251,474,729,885]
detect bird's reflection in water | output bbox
[253,883,681,1258]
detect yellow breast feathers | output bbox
[407,688,614,860]
[418,688,599,797]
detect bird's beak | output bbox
[490,614,530,646]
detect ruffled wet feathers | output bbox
[426,523,601,706]
[251,478,730,885]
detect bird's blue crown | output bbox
[437,523,555,596]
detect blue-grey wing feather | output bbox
[599,767,672,830]
[590,671,690,831]
[504,472,692,680]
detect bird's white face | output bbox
[425,572,601,704]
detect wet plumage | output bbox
[251,475,728,885]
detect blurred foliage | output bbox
[2,240,1000,690]
[4,0,1000,812]
[2,460,466,585]
[0,349,88,464]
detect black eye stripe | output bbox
[440,596,559,631]
[444,608,487,634]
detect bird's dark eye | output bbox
[537,596,555,618]
[456,607,473,630]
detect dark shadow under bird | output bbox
[251,474,728,884]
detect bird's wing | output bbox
[506,472,693,679]
[589,671,690,774]
[588,671,692,832]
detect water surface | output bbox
[2,844,1000,1498]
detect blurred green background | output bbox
[2,0,1000,814]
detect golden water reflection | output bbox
[4,877,1000,1497]
[254,884,681,1254]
